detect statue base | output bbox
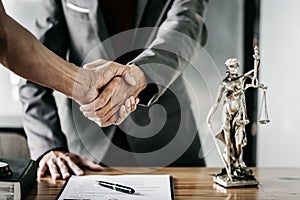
[213,167,259,188]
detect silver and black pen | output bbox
[97,181,135,194]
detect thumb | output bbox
[123,71,136,86]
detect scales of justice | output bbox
[207,46,270,187]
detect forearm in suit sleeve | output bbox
[19,81,68,160]
[131,0,208,106]
[18,0,70,160]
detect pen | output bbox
[97,181,135,194]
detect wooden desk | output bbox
[26,167,300,200]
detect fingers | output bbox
[89,96,138,127]
[124,96,138,113]
[64,154,84,176]
[125,98,131,110]
[37,159,48,179]
[84,96,138,127]
[79,157,103,171]
[110,96,139,126]
[81,76,138,122]
[39,151,70,181]
[38,151,101,181]
[119,105,127,119]
[56,157,70,179]
[80,77,121,114]
[47,158,60,180]
[115,105,127,125]
[123,71,136,86]
[97,104,122,127]
[135,97,140,105]
[101,114,118,127]
[81,78,126,125]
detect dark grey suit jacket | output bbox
[19,0,208,167]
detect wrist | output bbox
[73,68,98,104]
[129,64,147,96]
[128,63,159,106]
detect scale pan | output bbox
[258,119,270,124]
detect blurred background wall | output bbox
[258,0,300,167]
[0,0,41,123]
[0,0,41,158]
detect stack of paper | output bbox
[57,174,174,200]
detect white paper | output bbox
[57,175,173,200]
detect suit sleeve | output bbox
[130,0,208,106]
[18,0,69,160]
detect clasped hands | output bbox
[75,59,147,127]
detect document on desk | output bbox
[57,174,174,200]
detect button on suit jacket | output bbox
[19,0,208,167]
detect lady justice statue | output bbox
[207,46,269,187]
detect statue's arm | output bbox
[206,82,225,126]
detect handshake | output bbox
[73,59,147,127]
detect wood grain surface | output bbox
[26,167,300,200]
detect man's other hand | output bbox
[38,150,103,181]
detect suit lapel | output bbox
[137,0,173,28]
[129,0,173,51]
[90,0,173,60]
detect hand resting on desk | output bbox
[37,150,103,181]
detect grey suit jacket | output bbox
[19,0,208,167]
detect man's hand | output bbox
[38,150,103,181]
[80,63,147,127]
[74,59,136,105]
